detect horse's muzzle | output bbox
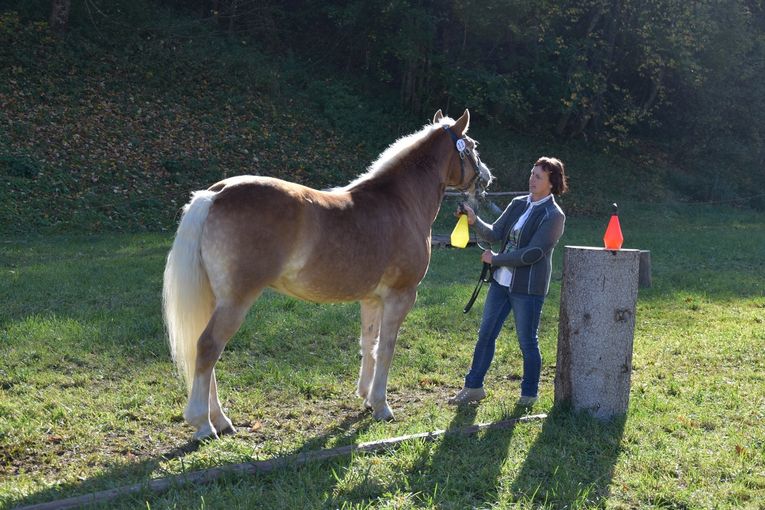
[475,161,494,195]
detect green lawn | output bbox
[1,202,763,509]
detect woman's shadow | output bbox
[328,401,625,507]
[510,403,626,506]
[359,402,531,507]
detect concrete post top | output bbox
[564,245,642,254]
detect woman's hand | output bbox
[481,250,494,264]
[456,203,477,225]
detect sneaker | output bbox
[517,395,538,407]
[448,387,486,405]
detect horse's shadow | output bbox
[11,409,373,509]
[9,440,204,509]
[282,407,373,453]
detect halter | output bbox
[443,126,492,314]
[443,125,483,192]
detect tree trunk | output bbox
[49,0,71,34]
[555,246,640,420]
[228,0,239,34]
[641,68,663,115]
[555,6,604,136]
[571,0,622,138]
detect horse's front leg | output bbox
[184,303,249,440]
[368,288,417,421]
[357,298,382,407]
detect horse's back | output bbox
[198,175,429,303]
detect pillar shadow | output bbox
[510,402,626,506]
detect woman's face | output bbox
[529,165,552,198]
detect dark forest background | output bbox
[2,0,764,232]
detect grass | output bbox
[1,202,763,509]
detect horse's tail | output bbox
[162,190,217,395]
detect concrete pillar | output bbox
[554,246,641,420]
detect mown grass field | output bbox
[1,202,763,509]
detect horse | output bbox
[163,109,493,440]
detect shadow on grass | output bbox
[11,403,626,509]
[408,403,518,505]
[511,403,626,506]
[9,439,204,509]
[11,409,374,509]
[326,402,537,508]
[291,408,373,452]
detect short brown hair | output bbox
[535,157,568,195]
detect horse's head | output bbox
[434,109,494,198]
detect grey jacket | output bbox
[474,194,565,296]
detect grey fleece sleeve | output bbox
[472,199,523,244]
[491,209,565,267]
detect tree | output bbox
[49,0,71,34]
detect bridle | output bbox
[443,125,485,192]
[443,125,493,313]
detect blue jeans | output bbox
[464,282,545,397]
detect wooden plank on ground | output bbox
[17,414,546,510]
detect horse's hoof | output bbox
[372,404,395,422]
[212,415,235,434]
[218,425,237,436]
[363,399,373,410]
[192,424,219,441]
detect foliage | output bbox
[0,204,763,508]
[1,0,763,236]
[0,8,404,232]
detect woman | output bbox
[449,157,568,406]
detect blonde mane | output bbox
[340,116,459,191]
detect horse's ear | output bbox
[453,109,470,136]
[432,109,444,124]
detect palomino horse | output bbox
[163,109,493,440]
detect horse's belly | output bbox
[270,277,375,303]
[271,250,427,303]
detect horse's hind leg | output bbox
[209,368,235,435]
[368,288,417,421]
[357,298,382,407]
[184,302,250,440]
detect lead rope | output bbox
[463,232,496,313]
[463,261,492,313]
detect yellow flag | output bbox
[450,214,470,248]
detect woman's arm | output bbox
[491,209,565,267]
[464,198,524,244]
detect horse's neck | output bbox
[396,166,446,229]
[365,152,447,231]
[403,142,451,228]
